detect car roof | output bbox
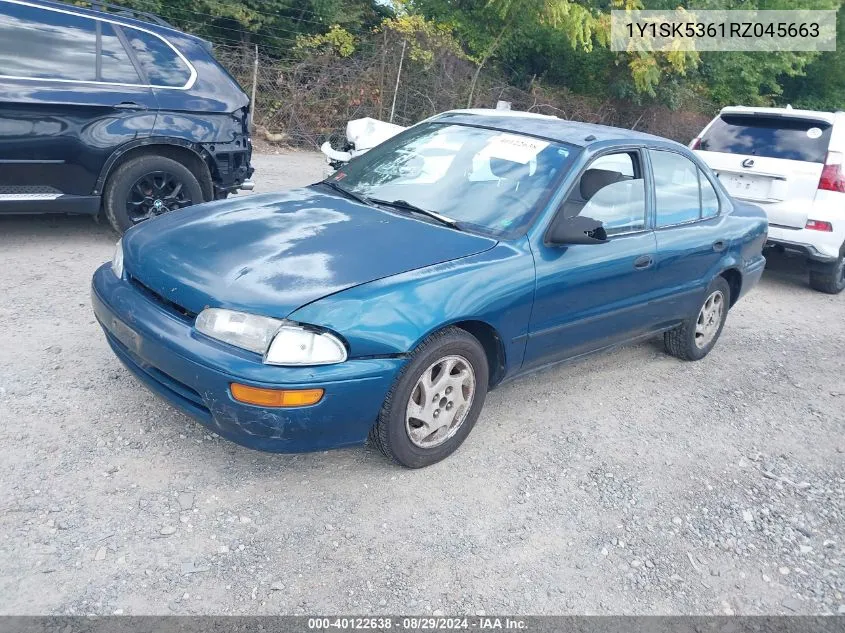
[430,109,680,150]
[13,0,205,43]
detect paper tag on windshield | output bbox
[482,134,549,164]
[807,127,822,139]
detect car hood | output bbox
[122,187,497,318]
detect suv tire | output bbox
[370,327,489,468]
[104,155,205,234]
[809,252,845,294]
[664,276,731,361]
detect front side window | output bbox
[650,150,720,226]
[0,2,97,81]
[560,151,646,236]
[123,26,191,87]
[331,123,577,236]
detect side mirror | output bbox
[547,215,608,246]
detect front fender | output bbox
[288,239,537,378]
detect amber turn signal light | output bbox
[230,384,324,407]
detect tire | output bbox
[664,276,731,361]
[370,327,489,468]
[808,253,845,294]
[103,155,205,234]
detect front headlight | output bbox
[195,308,347,366]
[264,325,347,366]
[195,308,283,355]
[112,238,124,278]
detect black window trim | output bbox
[0,0,197,89]
[647,147,722,231]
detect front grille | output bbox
[129,275,196,320]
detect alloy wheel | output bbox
[126,171,193,223]
[694,290,724,349]
[405,355,476,448]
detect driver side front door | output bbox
[522,149,660,371]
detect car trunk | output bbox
[695,111,832,229]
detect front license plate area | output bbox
[111,317,142,356]
[717,172,772,200]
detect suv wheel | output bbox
[809,252,845,295]
[104,155,205,234]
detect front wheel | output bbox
[370,327,489,468]
[664,276,731,361]
[103,155,205,234]
[809,253,845,294]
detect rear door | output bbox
[694,111,830,229]
[0,0,157,209]
[648,148,728,323]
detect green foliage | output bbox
[101,0,845,115]
[296,24,357,57]
[781,1,845,110]
[105,0,391,51]
[381,14,467,65]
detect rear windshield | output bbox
[699,114,831,163]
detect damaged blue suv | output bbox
[0,0,254,233]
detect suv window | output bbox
[700,114,832,163]
[0,1,97,81]
[123,26,191,87]
[561,151,646,236]
[650,150,719,226]
[100,22,141,84]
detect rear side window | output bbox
[0,2,97,81]
[99,22,140,84]
[650,150,720,226]
[123,26,191,87]
[700,114,831,163]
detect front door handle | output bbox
[633,254,653,270]
[113,102,147,111]
[713,240,727,252]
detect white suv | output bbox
[693,106,845,294]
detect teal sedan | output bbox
[92,111,767,467]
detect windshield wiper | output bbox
[319,180,373,206]
[370,198,461,230]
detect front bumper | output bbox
[91,265,405,453]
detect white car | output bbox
[692,106,845,294]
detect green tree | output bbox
[781,1,845,110]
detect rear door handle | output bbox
[113,101,147,111]
[633,254,653,270]
[713,240,727,252]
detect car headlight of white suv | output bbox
[194,308,347,366]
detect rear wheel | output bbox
[370,327,489,468]
[664,276,731,361]
[103,155,204,234]
[809,252,845,294]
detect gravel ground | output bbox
[1,151,844,616]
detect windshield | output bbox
[326,122,577,237]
